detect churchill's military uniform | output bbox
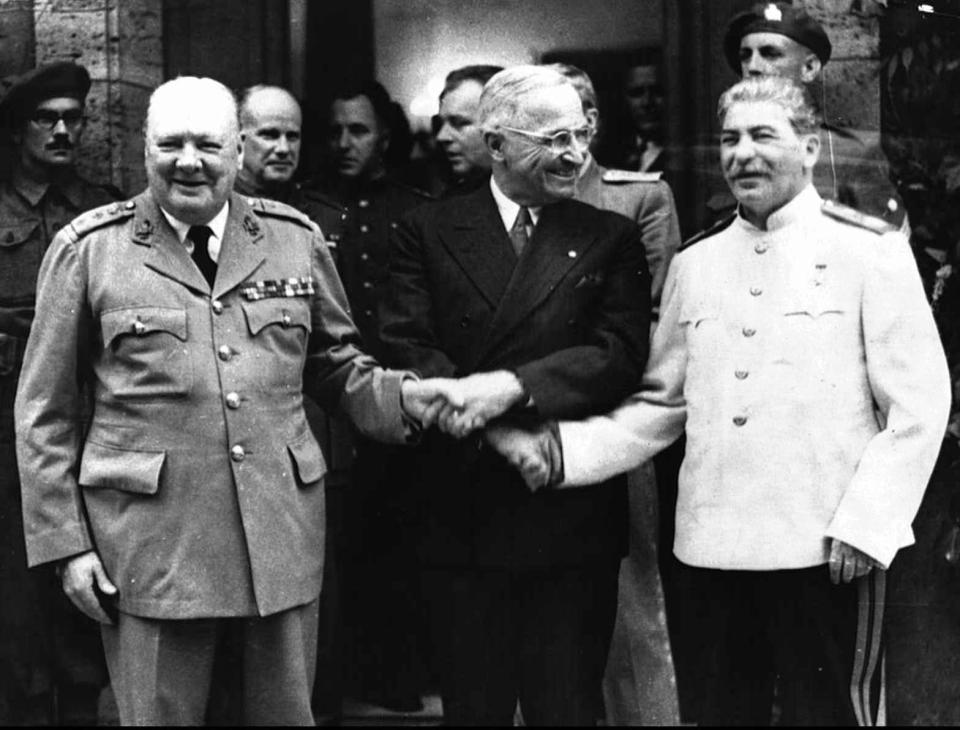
[0,61,121,725]
[15,190,413,724]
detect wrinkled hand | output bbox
[828,539,882,584]
[401,377,465,429]
[484,422,558,492]
[61,551,118,624]
[436,371,527,439]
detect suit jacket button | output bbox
[359,224,370,234]
[732,415,747,426]
[212,300,224,314]
[742,327,756,337]
[735,370,748,380]
[217,345,232,361]
[230,444,245,461]
[749,287,762,297]
[225,392,241,409]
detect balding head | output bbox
[237,85,302,190]
[144,77,242,224]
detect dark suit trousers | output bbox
[423,563,619,726]
[101,599,318,725]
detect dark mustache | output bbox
[46,140,74,151]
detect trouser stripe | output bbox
[850,569,886,727]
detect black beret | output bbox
[723,2,832,73]
[0,62,91,128]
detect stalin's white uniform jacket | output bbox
[560,185,950,570]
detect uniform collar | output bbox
[736,184,821,233]
[159,202,230,245]
[489,175,542,232]
[11,167,84,208]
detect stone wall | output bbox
[29,0,162,194]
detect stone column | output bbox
[33,0,163,194]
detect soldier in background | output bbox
[233,83,353,723]
[552,62,682,726]
[318,80,434,713]
[0,61,121,726]
[434,64,503,198]
[716,1,906,228]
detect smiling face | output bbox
[145,82,242,225]
[720,99,819,225]
[436,79,489,177]
[239,87,302,187]
[18,96,85,173]
[487,83,587,206]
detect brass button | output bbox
[230,445,245,462]
[363,281,373,290]
[225,392,241,409]
[360,252,369,261]
[217,345,232,361]
[754,243,768,254]
[132,320,146,335]
[281,312,292,326]
[750,287,762,297]
[742,327,756,337]
[340,213,348,221]
[364,309,373,317]
[358,199,370,208]
[567,250,577,258]
[733,416,747,426]
[735,370,749,380]
[211,300,224,314]
[359,224,370,234]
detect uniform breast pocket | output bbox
[775,299,848,369]
[678,306,723,363]
[100,307,192,398]
[0,221,43,300]
[241,299,313,387]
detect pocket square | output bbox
[574,272,606,289]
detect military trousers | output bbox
[101,598,319,726]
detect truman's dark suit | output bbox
[380,184,650,724]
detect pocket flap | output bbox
[242,300,313,336]
[287,430,327,485]
[0,221,40,248]
[782,298,846,318]
[79,439,165,494]
[678,302,718,327]
[101,307,188,346]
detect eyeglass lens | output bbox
[33,109,84,129]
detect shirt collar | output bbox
[12,169,84,209]
[160,202,230,245]
[489,175,542,232]
[736,184,821,233]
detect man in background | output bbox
[434,64,503,197]
[0,61,121,726]
[621,54,666,174]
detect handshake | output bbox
[400,370,563,491]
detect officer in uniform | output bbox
[319,79,435,713]
[233,83,354,720]
[714,1,906,228]
[0,61,121,725]
[14,76,454,726]
[555,62,683,725]
[489,75,949,727]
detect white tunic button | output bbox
[230,445,245,462]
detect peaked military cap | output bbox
[724,2,832,73]
[0,62,91,129]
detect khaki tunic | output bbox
[16,190,410,619]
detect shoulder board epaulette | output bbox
[246,196,316,230]
[70,199,137,237]
[821,199,896,235]
[680,213,736,251]
[601,169,662,184]
[299,188,347,213]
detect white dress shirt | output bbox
[160,202,230,263]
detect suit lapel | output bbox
[212,194,266,297]
[135,192,210,294]
[438,187,517,308]
[478,200,600,359]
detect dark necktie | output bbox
[509,206,532,257]
[188,225,216,286]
